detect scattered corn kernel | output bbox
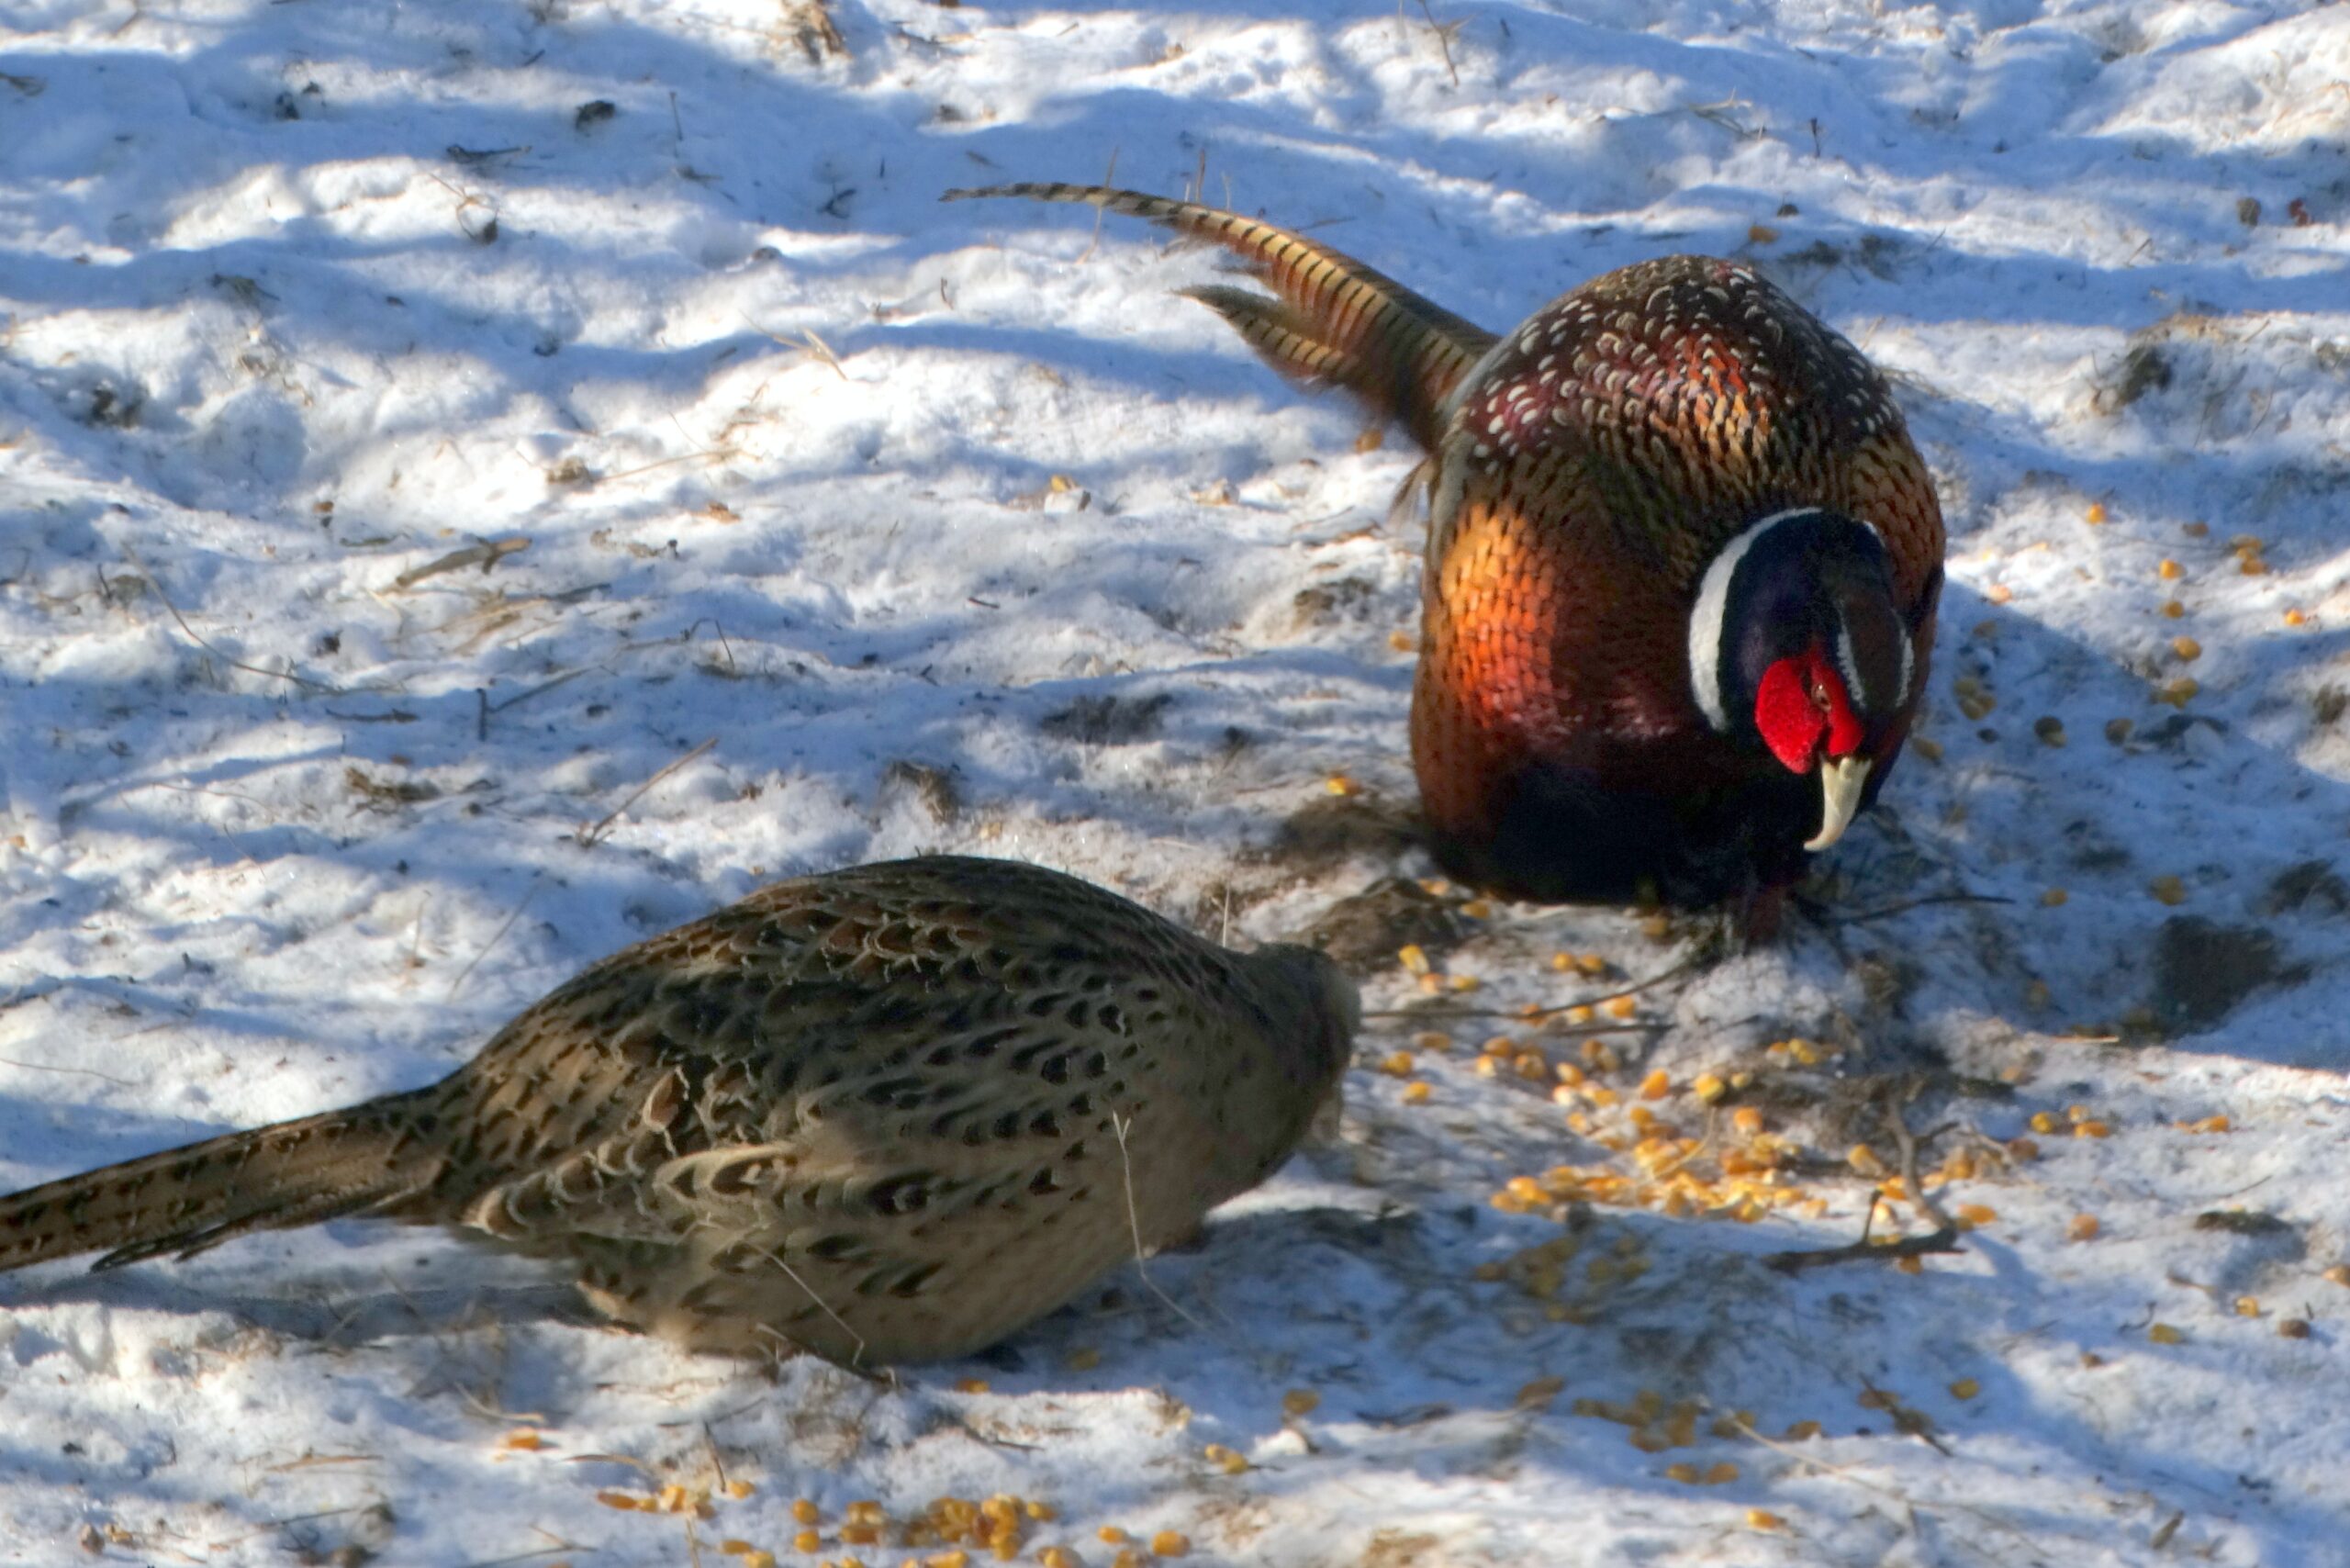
[596,1492,642,1511]
[2073,1119,2112,1138]
[1282,1389,1321,1419]
[744,1554,777,1568]
[2030,1111,2060,1135]
[1664,1462,1701,1484]
[2086,502,2108,524]
[727,1481,757,1500]
[1785,1420,1824,1440]
[1639,1070,1670,1101]
[2149,875,2188,905]
[1396,944,1430,976]
[1097,1529,1129,1546]
[1325,774,1358,797]
[2149,1322,2185,1345]
[2325,1264,2350,1289]
[1516,1375,1566,1408]
[2161,599,2187,619]
[1955,1204,1998,1228]
[1202,1444,1247,1476]
[1747,1509,1786,1531]
[1149,1532,1189,1559]
[1731,1106,1764,1135]
[2157,557,2183,579]
[1376,1050,1416,1078]
[793,1500,821,1525]
[2171,635,2202,661]
[2235,1295,2261,1317]
[956,1378,990,1394]
[2154,678,2199,708]
[1401,1081,1432,1105]
[1847,1144,1889,1177]
[794,1530,822,1552]
[1949,1378,1980,1400]
[1706,1462,1740,1484]
[2069,1214,2101,1241]
[1039,1551,1082,1568]
[1606,996,1637,1020]
[2285,608,2308,626]
[1449,974,1480,992]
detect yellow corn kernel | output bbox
[1401,1081,1432,1105]
[1846,1144,1888,1177]
[1663,1462,1700,1484]
[794,1531,822,1553]
[1516,1375,1566,1409]
[1690,1071,1726,1103]
[1705,1462,1740,1484]
[1639,1069,1670,1100]
[2285,608,2308,626]
[789,1499,820,1525]
[1895,1254,1924,1275]
[2157,557,2183,579]
[1097,1529,1129,1546]
[1202,1444,1247,1476]
[1606,996,1637,1020]
[596,1491,642,1511]
[2030,1111,2060,1135]
[1325,774,1358,797]
[1113,1554,1145,1568]
[2171,635,2202,661]
[1449,974,1479,992]
[2235,1296,2261,1317]
[2161,599,2186,619]
[956,1378,990,1394]
[1396,944,1430,976]
[1282,1388,1321,1418]
[1040,1551,1082,1568]
[2154,678,2199,708]
[1460,899,1493,920]
[744,1555,777,1568]
[1747,1509,1786,1531]
[2241,554,2270,576]
[2086,502,2108,524]
[2149,1322,2184,1345]
[1730,1106,1764,1135]
[1376,1050,1416,1078]
[2325,1264,2350,1288]
[1949,1378,1980,1400]
[1149,1532,1190,1559]
[1785,1419,1824,1440]
[1955,1204,1998,1228]
[839,1525,881,1547]
[2069,1213,2101,1241]
[2073,1119,2112,1138]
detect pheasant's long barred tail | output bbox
[0,1091,440,1273]
[946,182,1497,448]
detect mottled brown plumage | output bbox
[951,185,1946,912]
[0,857,1357,1364]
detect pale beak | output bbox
[1805,755,1873,852]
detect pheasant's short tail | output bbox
[946,181,1497,450]
[0,1086,448,1273]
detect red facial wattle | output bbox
[1754,647,1864,774]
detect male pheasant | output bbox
[0,857,1357,1364]
[949,185,1946,915]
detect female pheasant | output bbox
[0,857,1357,1364]
[949,185,1945,915]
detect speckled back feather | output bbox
[0,857,1357,1364]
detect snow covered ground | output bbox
[3,0,2348,1562]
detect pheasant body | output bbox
[0,857,1357,1364]
[952,185,1946,911]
